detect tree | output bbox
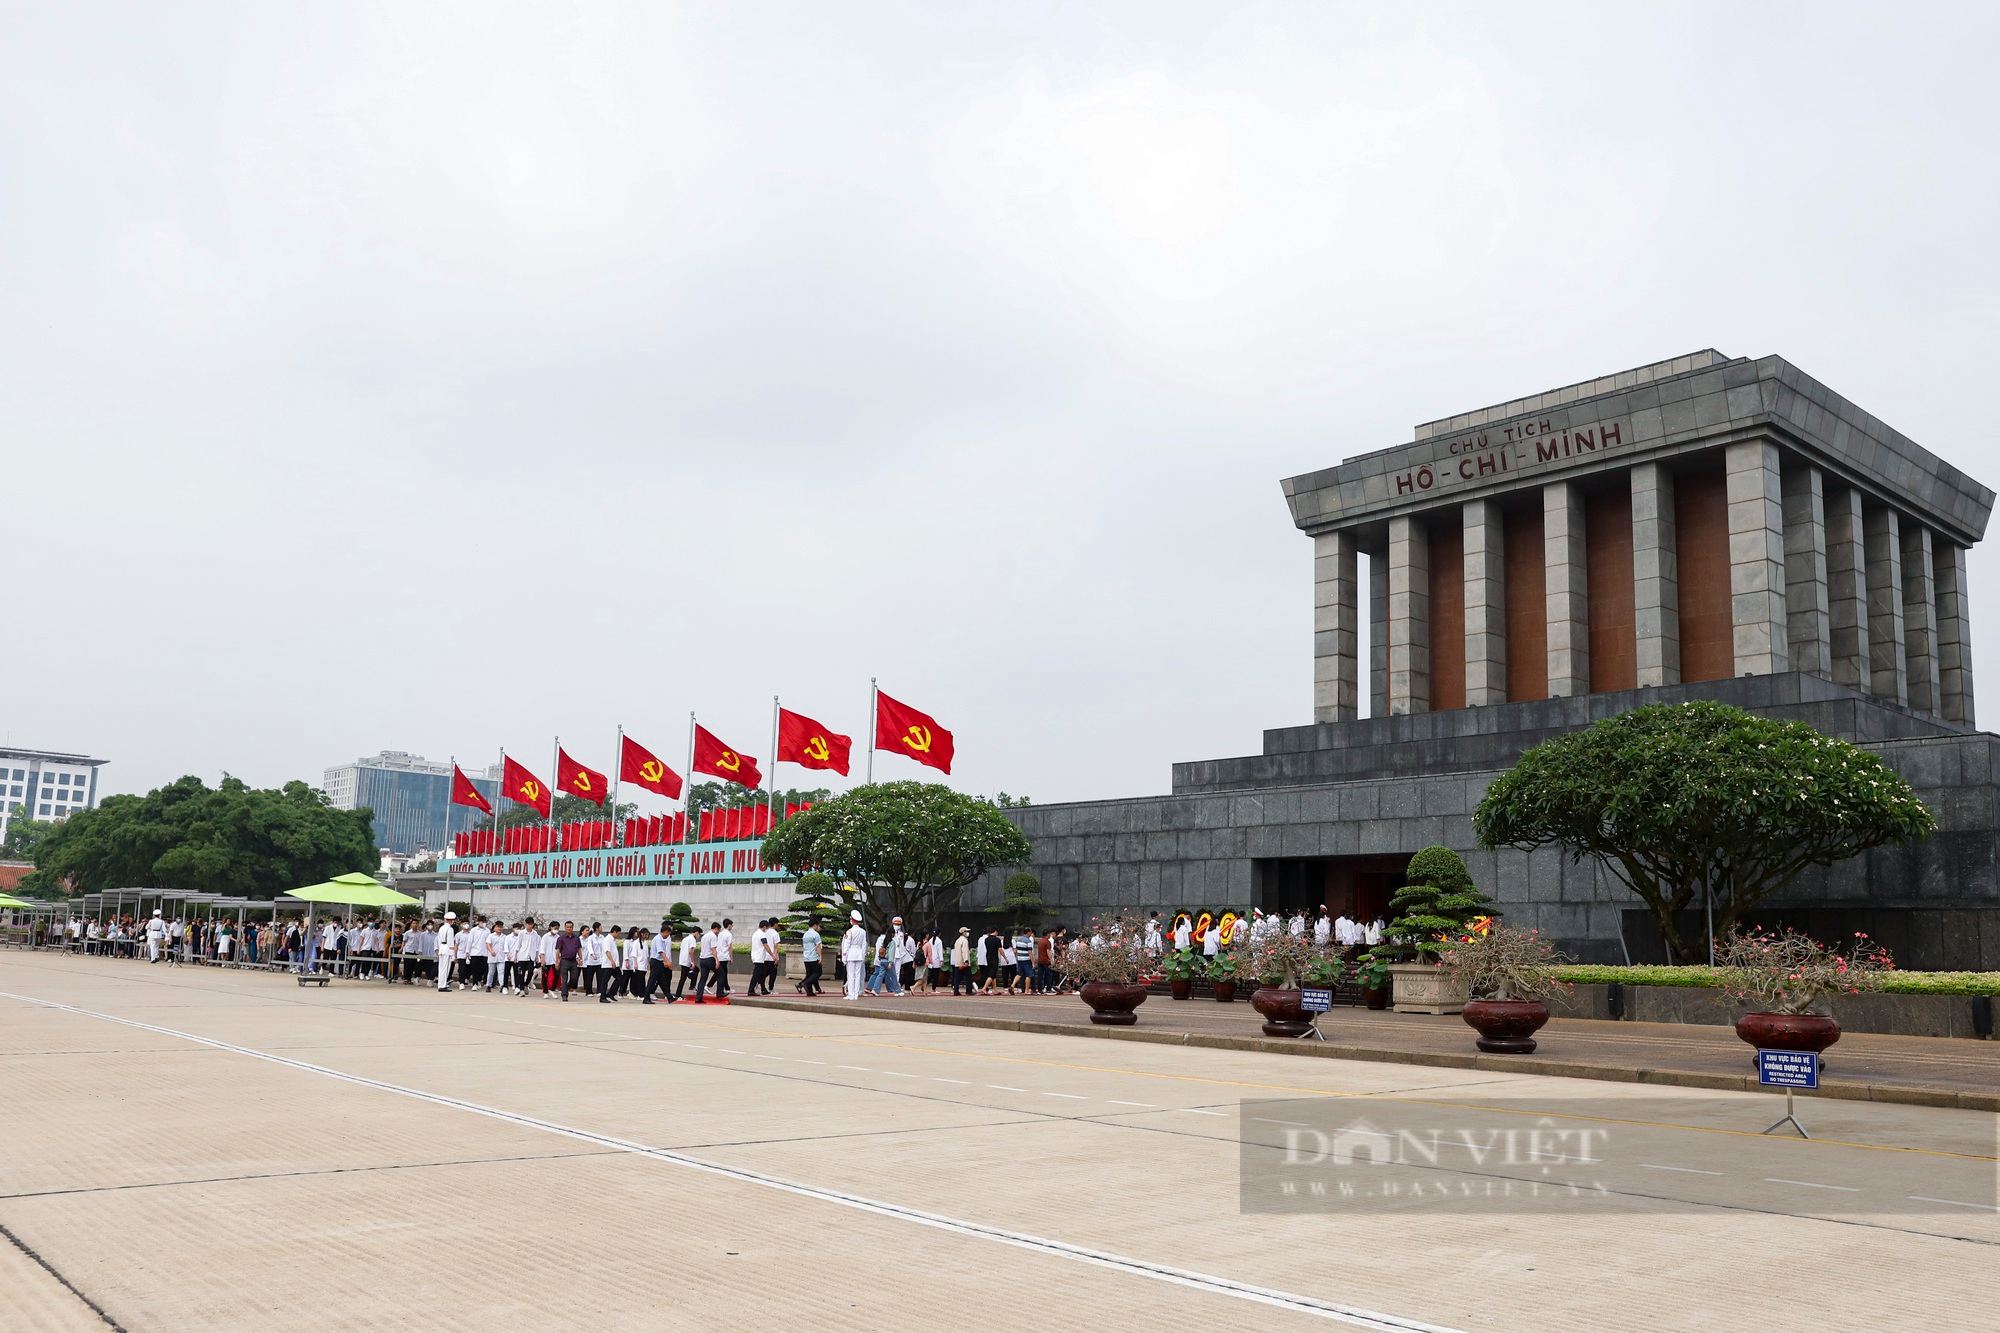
[660,901,700,936]
[990,871,1049,927]
[759,781,1032,935]
[781,871,858,938]
[2,816,54,864]
[23,775,377,899]
[1473,701,1937,964]
[1385,846,1492,962]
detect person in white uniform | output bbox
[435,913,458,993]
[840,911,868,1000]
[146,910,166,963]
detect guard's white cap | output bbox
[152,909,161,916]
[443,912,457,921]
[849,910,862,922]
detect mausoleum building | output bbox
[973,352,2000,969]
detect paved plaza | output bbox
[2,950,1995,1332]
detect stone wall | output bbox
[966,674,2000,970]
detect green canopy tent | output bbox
[0,893,35,909]
[282,874,421,982]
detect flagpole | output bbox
[497,746,506,858]
[551,736,562,853]
[611,724,624,848]
[866,677,878,784]
[767,694,780,836]
[444,754,455,861]
[682,712,697,846]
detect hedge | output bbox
[1551,965,2000,996]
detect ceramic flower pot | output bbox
[1250,985,1314,1038]
[1734,1011,1841,1053]
[1080,981,1149,1026]
[1461,998,1550,1054]
[1212,980,1238,1003]
[1363,986,1391,1011]
[1169,978,1192,1000]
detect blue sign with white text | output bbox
[1757,1049,1820,1089]
[1301,988,1333,1013]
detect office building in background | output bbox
[323,751,500,856]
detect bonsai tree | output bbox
[1474,701,1937,963]
[780,873,855,938]
[1715,926,1895,1015]
[1385,846,1492,963]
[760,781,1032,935]
[990,871,1050,928]
[1439,922,1573,1002]
[660,901,700,937]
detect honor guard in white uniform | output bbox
[840,911,869,1000]
[435,913,458,992]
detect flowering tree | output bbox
[1714,926,1895,1015]
[1059,913,1152,984]
[1474,702,1936,964]
[1240,930,1345,990]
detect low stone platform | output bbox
[735,990,2000,1111]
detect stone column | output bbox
[1543,482,1589,697]
[1725,439,1790,677]
[1935,539,1976,725]
[1369,547,1387,718]
[1312,530,1359,723]
[1781,461,1831,678]
[1901,523,1939,715]
[1863,505,1907,704]
[1462,499,1507,706]
[1825,486,1870,691]
[1386,516,1430,714]
[1630,463,1680,688]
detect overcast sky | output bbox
[4,2,1997,814]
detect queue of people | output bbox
[27,903,1392,1003]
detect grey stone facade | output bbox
[969,674,2000,970]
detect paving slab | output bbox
[3,950,1995,1333]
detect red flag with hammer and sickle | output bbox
[501,755,552,818]
[874,690,954,775]
[619,735,684,800]
[449,764,492,816]
[556,747,608,807]
[776,708,851,776]
[692,724,762,789]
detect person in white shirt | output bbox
[840,911,869,1000]
[146,910,166,964]
[579,925,602,997]
[646,926,673,1003]
[1314,909,1332,947]
[1365,917,1385,947]
[435,913,458,992]
[747,919,774,996]
[868,918,905,996]
[1289,911,1307,938]
[1173,914,1192,951]
[897,927,919,993]
[675,928,699,1000]
[1335,914,1357,949]
[799,923,824,996]
[693,923,720,1002]
[1143,913,1163,956]
[538,924,560,995]
[711,919,735,998]
[1202,921,1221,958]
[597,927,626,1003]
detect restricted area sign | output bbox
[1301,988,1333,1013]
[1756,1048,1820,1089]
